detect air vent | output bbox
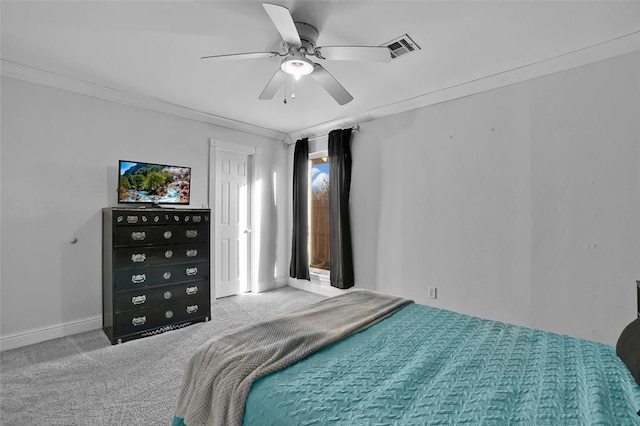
[382,34,421,59]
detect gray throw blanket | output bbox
[174,289,412,426]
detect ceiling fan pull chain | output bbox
[291,77,296,99]
[283,77,288,104]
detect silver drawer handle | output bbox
[164,231,173,239]
[186,230,198,238]
[131,273,146,284]
[132,316,146,326]
[192,215,202,223]
[185,286,198,295]
[165,310,174,319]
[186,249,198,257]
[131,295,147,305]
[131,231,146,241]
[126,216,139,224]
[163,271,172,280]
[165,250,173,259]
[131,253,146,263]
[186,305,198,314]
[186,267,198,276]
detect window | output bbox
[309,156,330,272]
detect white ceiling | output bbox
[2,1,639,139]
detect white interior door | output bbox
[215,149,251,298]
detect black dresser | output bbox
[102,207,211,344]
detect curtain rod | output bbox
[302,124,360,142]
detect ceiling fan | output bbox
[201,3,391,105]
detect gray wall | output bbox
[0,77,288,347]
[293,52,640,345]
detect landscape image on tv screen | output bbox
[118,160,191,205]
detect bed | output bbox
[173,289,640,425]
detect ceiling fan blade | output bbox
[310,63,353,105]
[201,52,280,62]
[316,46,391,63]
[258,68,287,100]
[262,3,301,46]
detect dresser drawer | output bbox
[114,243,210,268]
[114,225,209,247]
[115,281,209,312]
[115,300,208,337]
[114,261,209,291]
[113,211,210,227]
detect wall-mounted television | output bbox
[118,160,191,205]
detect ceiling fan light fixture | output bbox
[280,55,314,78]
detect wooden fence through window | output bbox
[310,196,330,270]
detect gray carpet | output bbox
[0,286,325,425]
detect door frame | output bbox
[208,139,261,297]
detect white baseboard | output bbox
[256,278,288,293]
[0,315,102,352]
[0,279,341,351]
[287,277,350,297]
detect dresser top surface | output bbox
[103,207,210,213]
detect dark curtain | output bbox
[328,128,354,289]
[289,138,310,280]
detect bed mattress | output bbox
[243,303,640,425]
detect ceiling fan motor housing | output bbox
[282,22,319,55]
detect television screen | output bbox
[118,160,191,205]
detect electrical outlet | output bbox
[428,287,437,299]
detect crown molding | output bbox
[3,30,638,145]
[287,31,640,143]
[0,59,288,142]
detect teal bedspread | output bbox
[242,303,640,425]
